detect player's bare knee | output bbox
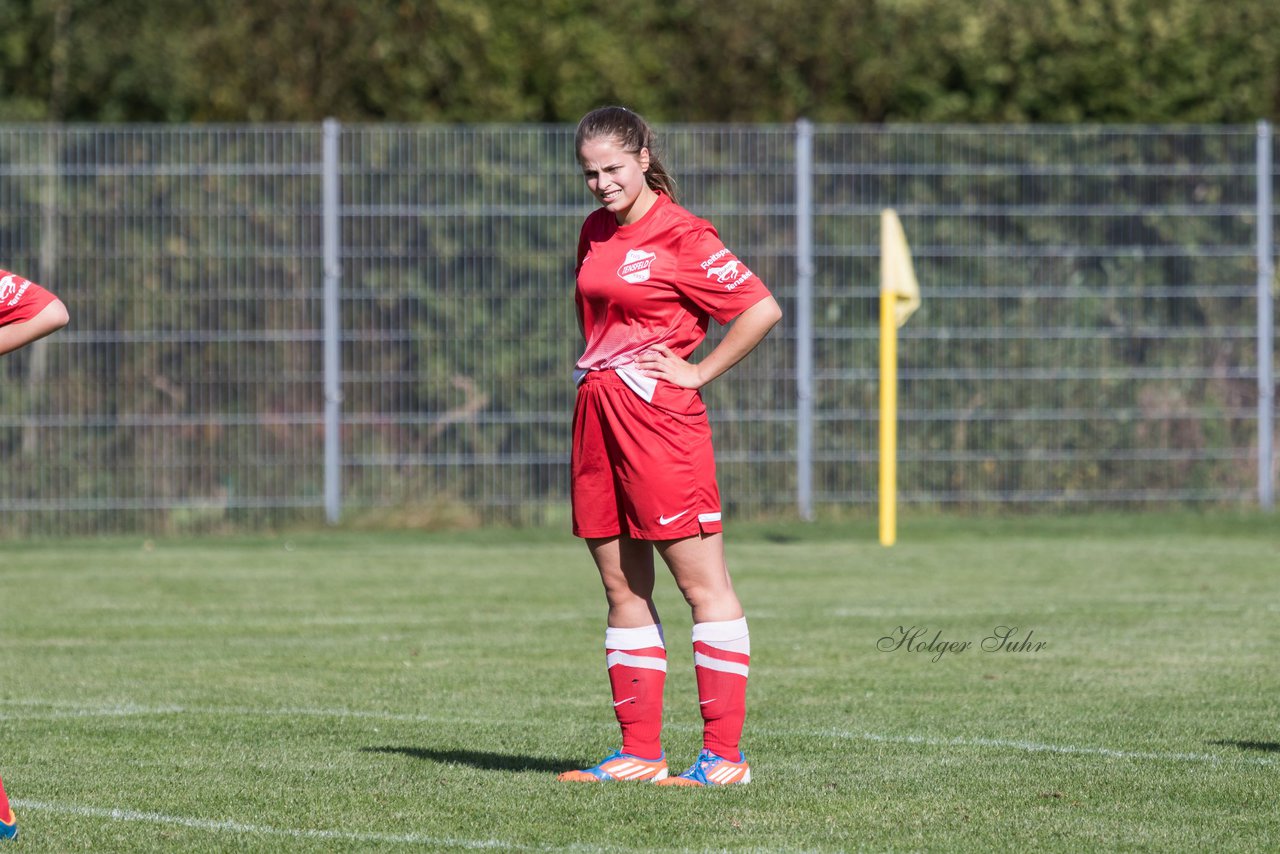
[676,581,720,611]
[603,579,652,609]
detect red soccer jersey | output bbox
[574,192,771,394]
[0,269,56,325]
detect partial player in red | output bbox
[557,107,781,786]
[0,269,69,357]
[0,772,14,841]
[0,269,68,840]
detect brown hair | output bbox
[575,106,678,204]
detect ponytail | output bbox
[575,106,679,204]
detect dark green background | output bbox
[2,0,1278,123]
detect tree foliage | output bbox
[0,0,1277,123]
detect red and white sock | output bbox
[692,617,750,761]
[605,624,667,761]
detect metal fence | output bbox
[0,122,1275,536]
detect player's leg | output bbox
[656,533,752,786]
[592,536,666,765]
[559,536,669,781]
[0,772,16,840]
[590,534,659,628]
[655,532,741,624]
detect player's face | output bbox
[579,137,654,225]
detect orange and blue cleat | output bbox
[557,750,669,782]
[0,805,15,841]
[656,748,751,786]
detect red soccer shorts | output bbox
[572,371,724,541]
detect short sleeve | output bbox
[675,223,771,325]
[0,270,57,325]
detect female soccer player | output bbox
[558,107,782,787]
[0,268,68,840]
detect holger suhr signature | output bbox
[877,625,1047,663]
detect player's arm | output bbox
[574,225,591,340]
[0,298,70,356]
[637,294,782,390]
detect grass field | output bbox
[1,510,1278,852]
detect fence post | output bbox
[24,127,59,456]
[322,118,343,523]
[795,119,815,521]
[1258,120,1275,510]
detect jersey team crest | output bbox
[617,249,657,284]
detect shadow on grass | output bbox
[1208,739,1280,753]
[761,530,802,544]
[362,745,582,773]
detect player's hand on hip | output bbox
[636,344,704,389]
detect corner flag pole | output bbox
[879,210,921,546]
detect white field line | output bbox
[0,700,474,725]
[1,698,1275,768]
[782,728,1280,767]
[8,799,545,850]
[1,609,595,643]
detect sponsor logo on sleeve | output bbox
[707,260,742,283]
[1,273,32,307]
[617,248,657,283]
[701,250,753,290]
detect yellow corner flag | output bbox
[880,209,920,546]
[881,209,921,327]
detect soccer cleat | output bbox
[0,806,15,841]
[557,749,669,782]
[656,748,751,786]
